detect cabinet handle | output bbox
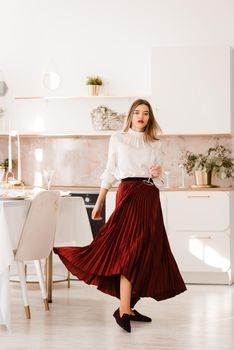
[187,195,210,199]
[189,235,211,239]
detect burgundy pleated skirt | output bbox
[54,180,186,303]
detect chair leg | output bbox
[34,260,49,311]
[16,261,31,319]
[24,263,27,280]
[67,271,71,288]
[45,252,53,303]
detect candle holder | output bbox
[5,170,24,187]
[10,179,24,187]
[7,131,23,185]
[5,170,14,182]
[5,170,15,189]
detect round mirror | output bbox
[43,71,61,90]
[0,81,8,96]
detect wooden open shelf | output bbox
[15,95,149,101]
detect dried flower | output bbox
[90,105,125,130]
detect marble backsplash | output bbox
[0,134,233,188]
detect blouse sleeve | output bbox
[100,135,118,189]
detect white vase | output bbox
[87,85,101,96]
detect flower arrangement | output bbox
[90,105,126,130]
[181,143,234,180]
[86,75,103,86]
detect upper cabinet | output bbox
[151,46,233,134]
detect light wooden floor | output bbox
[1,281,234,350]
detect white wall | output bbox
[0,0,234,132]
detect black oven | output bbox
[69,192,105,238]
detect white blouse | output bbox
[100,128,163,189]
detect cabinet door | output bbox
[152,46,231,134]
[159,191,168,230]
[166,192,229,232]
[168,231,230,273]
[106,191,117,221]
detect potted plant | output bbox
[86,75,103,96]
[181,143,234,187]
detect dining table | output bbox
[0,191,93,330]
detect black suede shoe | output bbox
[130,295,140,308]
[129,309,152,322]
[113,308,131,333]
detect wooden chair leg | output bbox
[45,252,53,303]
[24,263,27,280]
[67,271,71,288]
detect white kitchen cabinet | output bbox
[166,192,229,232]
[151,46,233,134]
[106,190,117,221]
[169,231,230,272]
[166,191,234,285]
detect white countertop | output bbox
[22,185,234,192]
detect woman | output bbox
[54,99,186,333]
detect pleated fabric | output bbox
[54,181,186,302]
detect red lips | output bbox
[137,120,144,124]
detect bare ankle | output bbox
[119,307,133,317]
[120,307,129,316]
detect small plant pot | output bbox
[193,170,212,187]
[87,85,101,96]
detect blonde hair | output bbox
[123,99,161,142]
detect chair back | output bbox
[15,191,60,261]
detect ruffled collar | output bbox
[123,128,146,148]
[128,128,145,136]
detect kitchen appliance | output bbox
[69,192,105,238]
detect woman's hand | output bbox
[149,165,162,178]
[91,202,103,220]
